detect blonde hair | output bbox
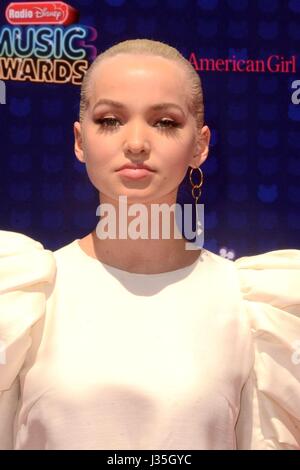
[79,38,204,129]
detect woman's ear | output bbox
[74,121,85,163]
[191,125,211,168]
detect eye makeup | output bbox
[94,116,182,135]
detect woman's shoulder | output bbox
[231,248,300,449]
[53,238,79,263]
[0,230,56,398]
[0,230,56,293]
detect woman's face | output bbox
[74,53,210,205]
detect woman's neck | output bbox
[79,194,202,274]
[78,230,201,274]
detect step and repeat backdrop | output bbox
[0,0,299,258]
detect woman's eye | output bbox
[97,117,120,128]
[155,119,179,130]
[95,117,180,133]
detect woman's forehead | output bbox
[96,53,185,74]
[89,55,189,105]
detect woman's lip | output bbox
[117,168,154,179]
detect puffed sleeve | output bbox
[0,230,56,449]
[234,249,300,450]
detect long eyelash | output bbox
[156,119,180,133]
[96,118,180,133]
[96,117,120,131]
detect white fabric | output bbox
[0,230,299,450]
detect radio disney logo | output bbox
[33,6,64,21]
[291,80,300,104]
[5,1,78,25]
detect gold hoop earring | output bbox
[189,166,204,241]
[189,167,204,204]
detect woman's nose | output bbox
[123,120,150,155]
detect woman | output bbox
[0,39,299,450]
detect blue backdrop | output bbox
[1,0,300,259]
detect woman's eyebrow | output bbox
[93,98,185,115]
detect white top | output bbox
[0,231,299,450]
